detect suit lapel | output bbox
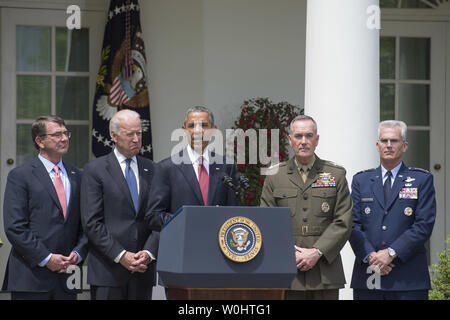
[370,166,385,208]
[137,156,151,215]
[64,162,78,221]
[386,163,407,210]
[106,152,136,214]
[286,158,301,189]
[31,157,63,214]
[208,156,223,205]
[175,149,204,205]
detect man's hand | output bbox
[368,250,395,276]
[46,254,70,273]
[120,251,151,273]
[131,251,151,273]
[295,246,321,272]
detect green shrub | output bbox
[429,236,450,300]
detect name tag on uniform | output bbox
[399,188,418,199]
[312,173,336,188]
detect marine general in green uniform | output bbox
[260,115,352,300]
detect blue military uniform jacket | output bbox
[349,162,436,291]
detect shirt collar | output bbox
[294,154,316,171]
[186,144,209,165]
[114,148,137,164]
[38,154,65,174]
[381,162,403,180]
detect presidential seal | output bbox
[218,216,262,263]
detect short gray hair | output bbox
[184,106,215,126]
[109,109,141,136]
[378,120,407,141]
[288,115,317,134]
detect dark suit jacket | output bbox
[349,163,436,291]
[2,157,88,293]
[80,152,157,287]
[145,149,238,233]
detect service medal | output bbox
[321,202,330,213]
[404,207,413,216]
[364,207,371,215]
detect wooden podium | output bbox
[167,287,286,300]
[157,206,296,300]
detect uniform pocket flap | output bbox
[311,188,337,198]
[273,188,298,198]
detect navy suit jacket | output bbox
[145,149,238,233]
[2,157,88,293]
[80,152,157,287]
[349,163,436,291]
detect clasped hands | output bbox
[46,252,78,273]
[295,246,321,272]
[120,251,151,273]
[367,249,395,276]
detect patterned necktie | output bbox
[383,170,392,205]
[198,156,209,206]
[125,158,139,212]
[53,166,67,218]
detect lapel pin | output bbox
[144,168,149,172]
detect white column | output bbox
[304,0,380,300]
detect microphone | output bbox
[238,174,250,190]
[221,172,236,191]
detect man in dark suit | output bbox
[2,115,88,300]
[81,109,157,300]
[349,120,436,300]
[145,106,238,233]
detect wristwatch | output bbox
[315,248,323,257]
[387,247,397,259]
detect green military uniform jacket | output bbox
[260,155,352,291]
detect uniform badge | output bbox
[218,216,262,263]
[404,207,413,216]
[364,207,371,215]
[405,177,416,183]
[321,202,330,213]
[312,173,336,188]
[399,188,418,199]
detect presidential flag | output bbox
[92,0,153,159]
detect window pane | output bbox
[65,125,89,169]
[56,27,89,72]
[56,76,89,120]
[380,0,399,8]
[16,26,51,71]
[380,37,396,79]
[17,75,51,119]
[380,84,395,121]
[401,0,432,8]
[403,130,429,170]
[16,124,38,166]
[398,84,429,126]
[400,37,430,80]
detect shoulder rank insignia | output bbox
[312,173,336,188]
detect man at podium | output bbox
[260,115,352,300]
[146,106,238,231]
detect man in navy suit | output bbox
[349,120,436,300]
[145,106,238,233]
[2,115,88,300]
[81,109,157,300]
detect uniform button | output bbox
[303,194,308,200]
[384,211,388,216]
[303,218,308,222]
[303,207,308,211]
[381,241,387,246]
[382,226,387,231]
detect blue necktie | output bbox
[125,158,139,212]
[383,170,392,205]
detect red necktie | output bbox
[53,166,67,218]
[198,156,209,206]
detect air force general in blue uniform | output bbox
[349,120,436,300]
